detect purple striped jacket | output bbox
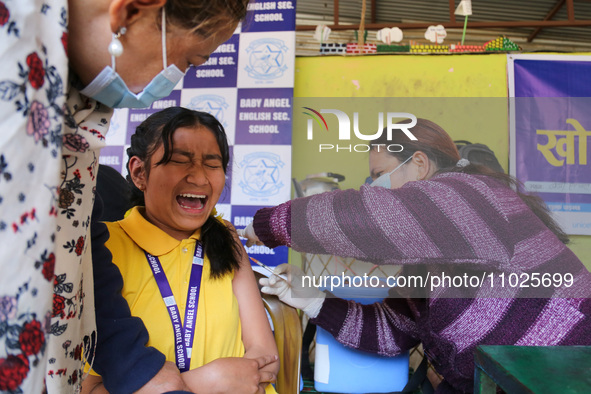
[253,172,591,393]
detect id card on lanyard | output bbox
[145,241,204,372]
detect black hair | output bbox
[371,118,569,244]
[126,107,241,278]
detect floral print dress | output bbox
[0,1,110,392]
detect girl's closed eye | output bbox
[170,159,189,164]
[203,154,223,169]
[169,152,192,164]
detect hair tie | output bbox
[456,158,470,168]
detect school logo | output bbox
[239,152,285,197]
[187,94,230,129]
[245,38,289,80]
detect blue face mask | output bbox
[80,65,183,109]
[80,9,184,109]
[370,156,413,189]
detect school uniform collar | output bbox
[119,206,201,256]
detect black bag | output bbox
[454,140,504,173]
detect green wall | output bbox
[291,54,591,268]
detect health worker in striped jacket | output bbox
[240,118,591,393]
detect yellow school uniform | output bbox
[96,207,276,393]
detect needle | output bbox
[249,256,288,281]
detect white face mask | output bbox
[370,156,412,189]
[80,9,184,109]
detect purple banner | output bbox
[514,97,591,204]
[99,145,125,173]
[183,35,240,89]
[235,88,293,144]
[510,56,591,235]
[242,0,296,32]
[219,147,233,205]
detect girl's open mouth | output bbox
[176,193,208,211]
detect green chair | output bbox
[474,345,591,393]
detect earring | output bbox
[108,27,127,57]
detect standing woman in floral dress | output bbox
[0,1,278,393]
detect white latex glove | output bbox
[259,263,326,318]
[236,222,263,247]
